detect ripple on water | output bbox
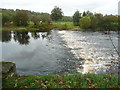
[58,31,119,74]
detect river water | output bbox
[1,30,119,75]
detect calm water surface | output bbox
[1,30,119,75]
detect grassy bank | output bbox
[2,27,39,31]
[2,22,81,31]
[3,73,119,88]
[51,21,80,30]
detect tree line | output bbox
[1,6,118,31]
[2,8,51,26]
[73,10,118,31]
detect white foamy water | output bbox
[58,31,119,74]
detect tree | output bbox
[94,13,104,30]
[73,10,81,26]
[80,16,91,30]
[2,9,15,26]
[89,15,99,30]
[102,15,118,30]
[39,13,51,23]
[82,10,93,17]
[51,6,63,21]
[31,16,40,25]
[61,16,73,22]
[86,10,93,16]
[2,13,10,26]
[13,10,29,26]
[82,11,86,17]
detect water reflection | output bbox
[2,31,12,42]
[2,31,51,45]
[13,31,30,45]
[31,32,40,39]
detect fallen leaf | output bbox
[86,78,92,84]
[58,81,64,85]
[24,85,28,88]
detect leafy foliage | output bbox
[2,8,118,31]
[13,10,29,26]
[82,11,86,17]
[73,10,81,26]
[39,13,51,24]
[80,13,118,31]
[60,16,73,22]
[2,13,10,26]
[101,15,118,31]
[82,10,93,17]
[80,16,91,30]
[2,9,15,26]
[31,16,40,25]
[51,6,63,21]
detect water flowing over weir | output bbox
[2,30,119,75]
[58,31,119,74]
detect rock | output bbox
[0,62,16,79]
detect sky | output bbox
[0,0,119,16]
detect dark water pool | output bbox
[1,30,79,75]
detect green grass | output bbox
[2,27,39,31]
[2,73,119,88]
[51,21,80,30]
[2,21,39,31]
[2,21,81,31]
[51,21,73,25]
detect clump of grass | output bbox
[2,73,119,88]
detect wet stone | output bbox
[1,62,16,79]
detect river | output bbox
[1,30,119,75]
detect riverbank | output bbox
[2,73,119,88]
[2,27,38,31]
[2,22,80,31]
[2,62,119,88]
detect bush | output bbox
[80,16,91,30]
[13,10,29,26]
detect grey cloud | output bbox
[0,0,118,16]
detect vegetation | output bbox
[80,16,91,30]
[13,10,29,26]
[1,8,118,31]
[102,15,118,31]
[82,10,93,17]
[73,10,81,26]
[3,73,119,88]
[51,21,80,30]
[51,6,63,21]
[2,13,11,26]
[80,14,118,31]
[31,16,40,25]
[60,16,73,22]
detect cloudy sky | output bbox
[0,0,119,16]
